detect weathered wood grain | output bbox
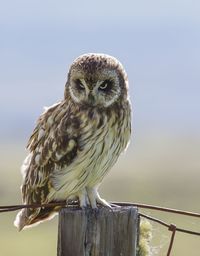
[57,206,138,256]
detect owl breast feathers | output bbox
[14,53,131,230]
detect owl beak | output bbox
[88,93,95,105]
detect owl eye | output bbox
[99,80,113,91]
[75,79,85,90]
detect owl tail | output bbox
[14,207,42,231]
[14,205,61,231]
[14,208,32,231]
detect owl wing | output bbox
[16,101,80,229]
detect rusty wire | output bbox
[0,201,200,256]
[112,201,200,218]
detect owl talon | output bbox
[96,197,111,208]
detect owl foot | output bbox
[86,187,111,209]
[77,189,89,208]
[77,188,111,209]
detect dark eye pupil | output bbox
[75,79,85,90]
[99,80,112,91]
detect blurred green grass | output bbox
[0,134,200,255]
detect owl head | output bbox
[65,53,128,108]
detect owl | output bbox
[14,53,131,231]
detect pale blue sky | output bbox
[0,0,200,140]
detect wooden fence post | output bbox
[57,206,139,256]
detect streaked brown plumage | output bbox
[14,53,131,230]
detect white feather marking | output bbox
[38,128,45,140]
[35,154,40,165]
[55,152,63,161]
[52,142,57,151]
[69,86,80,103]
[21,153,32,179]
[47,116,54,126]
[67,139,75,151]
[43,102,60,113]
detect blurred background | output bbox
[0,0,200,255]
